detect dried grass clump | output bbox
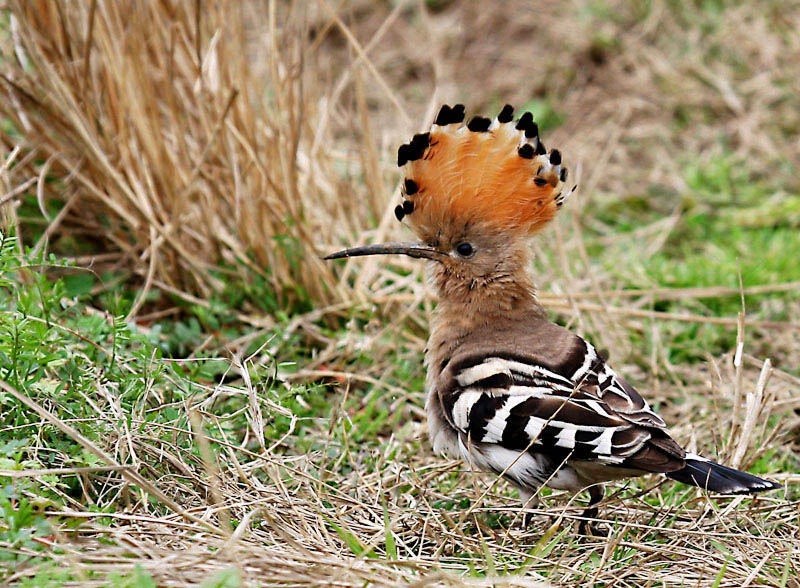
[0,0,386,310]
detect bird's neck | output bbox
[428,268,545,359]
[436,275,539,316]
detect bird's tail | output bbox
[666,453,781,494]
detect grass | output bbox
[589,151,800,362]
[1,0,799,586]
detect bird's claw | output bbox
[577,520,608,537]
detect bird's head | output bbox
[326,104,575,309]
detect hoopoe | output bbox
[326,104,781,533]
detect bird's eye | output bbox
[455,242,474,257]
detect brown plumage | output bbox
[326,104,781,534]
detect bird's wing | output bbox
[436,323,685,472]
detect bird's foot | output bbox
[577,520,608,537]
[522,510,535,528]
[575,504,607,537]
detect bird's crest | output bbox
[395,104,575,239]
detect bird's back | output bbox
[426,311,688,492]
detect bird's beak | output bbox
[324,241,446,261]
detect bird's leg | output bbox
[577,484,607,537]
[519,487,540,528]
[582,484,603,519]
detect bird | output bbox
[325,103,781,534]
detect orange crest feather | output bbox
[395,104,575,239]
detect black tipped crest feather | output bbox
[515,112,533,132]
[397,132,431,167]
[404,178,419,195]
[518,144,534,159]
[467,116,491,132]
[497,104,514,123]
[393,103,575,236]
[434,103,466,126]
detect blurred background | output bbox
[0,1,798,585]
[3,0,799,360]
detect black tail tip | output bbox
[667,456,782,495]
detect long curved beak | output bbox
[324,241,445,261]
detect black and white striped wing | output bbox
[436,336,683,472]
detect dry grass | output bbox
[1,342,797,587]
[0,0,382,310]
[1,0,800,586]
[2,0,800,331]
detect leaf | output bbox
[530,520,563,559]
[383,500,397,560]
[62,273,94,297]
[711,557,731,588]
[480,535,496,577]
[200,568,240,588]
